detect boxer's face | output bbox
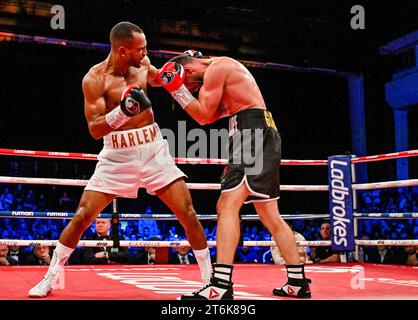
[122,32,148,68]
[184,67,203,93]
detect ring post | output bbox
[328,155,356,262]
[351,155,359,262]
[111,198,120,252]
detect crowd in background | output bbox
[0,184,417,266]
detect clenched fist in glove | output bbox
[157,62,195,109]
[105,84,152,129]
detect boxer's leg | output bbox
[181,182,249,300]
[28,191,115,297]
[254,200,311,298]
[253,200,299,264]
[156,178,212,284]
[215,183,249,264]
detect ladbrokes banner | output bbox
[328,155,355,251]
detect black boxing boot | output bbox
[273,264,312,298]
[181,263,234,300]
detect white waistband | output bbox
[103,123,162,149]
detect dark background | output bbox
[0,0,417,215]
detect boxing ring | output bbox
[0,148,417,300]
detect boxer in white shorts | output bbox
[28,22,212,298]
[86,123,184,198]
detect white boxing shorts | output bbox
[85,123,186,198]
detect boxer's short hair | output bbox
[110,21,143,45]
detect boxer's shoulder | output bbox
[82,66,105,96]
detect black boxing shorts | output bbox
[220,108,281,204]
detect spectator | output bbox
[131,236,161,264]
[140,226,151,240]
[236,244,260,263]
[0,244,18,266]
[169,244,196,264]
[270,231,312,265]
[23,245,51,265]
[310,222,340,263]
[81,218,128,264]
[0,187,14,207]
[355,235,376,263]
[7,245,25,265]
[397,246,418,266]
[368,245,397,264]
[59,192,71,211]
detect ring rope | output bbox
[354,212,418,218]
[352,179,418,190]
[0,176,329,191]
[1,148,417,165]
[0,211,330,220]
[1,239,417,248]
[1,176,417,191]
[0,148,327,166]
[1,211,417,220]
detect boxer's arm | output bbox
[186,71,225,125]
[158,61,225,125]
[82,73,114,140]
[143,56,161,87]
[147,64,161,87]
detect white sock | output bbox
[193,247,212,284]
[46,242,74,289]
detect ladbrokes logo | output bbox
[329,159,350,247]
[328,155,355,251]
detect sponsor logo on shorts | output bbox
[111,126,158,148]
[90,178,103,187]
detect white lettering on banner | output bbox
[12,211,34,216]
[296,266,366,273]
[47,212,69,217]
[96,272,278,300]
[329,159,351,248]
[389,213,403,218]
[363,278,418,288]
[48,152,70,156]
[14,150,35,154]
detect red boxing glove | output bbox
[157,62,185,92]
[157,62,194,109]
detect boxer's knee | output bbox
[177,202,198,227]
[216,197,236,219]
[69,201,95,231]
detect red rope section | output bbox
[1,148,417,165]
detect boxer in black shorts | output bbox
[157,52,312,300]
[221,109,281,204]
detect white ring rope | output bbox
[0,176,328,191]
[1,148,418,165]
[1,176,417,191]
[352,179,418,190]
[1,239,417,248]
